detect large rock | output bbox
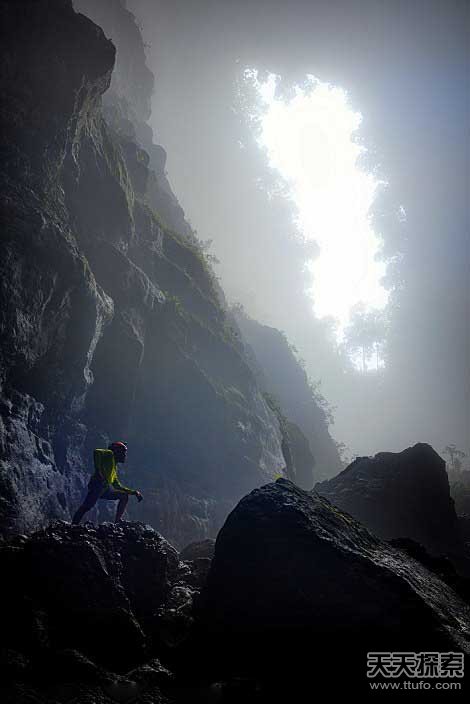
[195,479,470,696]
[0,521,179,669]
[316,443,469,574]
[0,520,219,701]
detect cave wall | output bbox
[0,0,342,546]
[0,0,287,546]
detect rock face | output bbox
[233,311,342,484]
[1,522,180,666]
[0,0,293,546]
[72,0,194,241]
[0,520,204,702]
[316,443,469,574]
[196,479,470,695]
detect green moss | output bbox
[137,200,223,313]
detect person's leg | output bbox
[115,493,129,523]
[99,487,129,523]
[72,477,104,524]
[72,503,89,525]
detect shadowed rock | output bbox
[316,443,469,575]
[0,521,179,670]
[0,520,210,701]
[195,479,470,696]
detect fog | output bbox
[129,0,469,461]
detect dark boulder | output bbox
[316,443,469,575]
[195,479,470,696]
[0,521,179,670]
[0,521,199,702]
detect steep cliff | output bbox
[72,0,342,492]
[233,310,342,483]
[0,0,289,546]
[73,0,195,241]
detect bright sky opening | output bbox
[246,70,389,336]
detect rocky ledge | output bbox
[2,480,470,701]
[0,521,204,703]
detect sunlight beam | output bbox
[246,70,388,336]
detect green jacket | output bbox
[93,448,134,495]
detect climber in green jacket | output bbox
[72,441,143,525]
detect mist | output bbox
[130,0,469,460]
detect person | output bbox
[72,441,143,525]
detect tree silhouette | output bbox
[442,444,467,472]
[343,303,387,372]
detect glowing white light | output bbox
[247,71,388,334]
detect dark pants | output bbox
[81,475,126,510]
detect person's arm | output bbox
[111,475,136,495]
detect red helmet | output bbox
[108,441,128,455]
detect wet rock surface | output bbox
[0,521,202,703]
[1,522,177,666]
[195,479,470,696]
